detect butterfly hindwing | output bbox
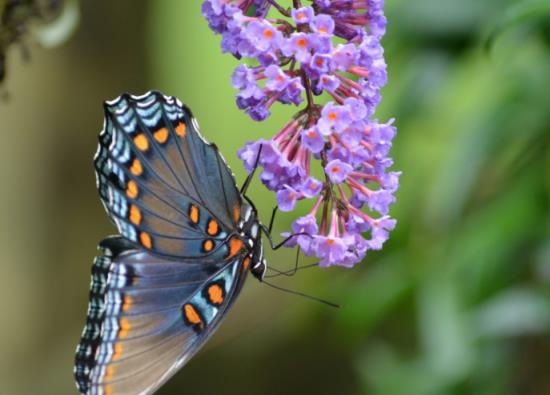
[94,92,243,261]
[75,236,250,395]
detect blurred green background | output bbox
[0,1,549,394]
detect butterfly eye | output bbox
[250,259,266,280]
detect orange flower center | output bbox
[331,166,340,173]
[328,111,337,121]
[326,239,335,245]
[307,130,317,138]
[296,38,307,48]
[263,29,273,39]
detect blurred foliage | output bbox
[484,0,550,52]
[0,1,549,394]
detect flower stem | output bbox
[267,0,291,17]
[301,68,315,113]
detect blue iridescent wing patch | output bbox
[94,92,244,261]
[75,236,249,395]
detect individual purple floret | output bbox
[325,159,353,184]
[204,0,399,268]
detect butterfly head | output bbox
[250,245,267,281]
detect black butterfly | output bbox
[74,91,271,394]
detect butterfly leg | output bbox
[260,223,312,250]
[265,247,302,278]
[267,206,278,234]
[240,144,264,195]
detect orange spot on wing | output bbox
[126,180,138,199]
[129,205,141,225]
[104,386,112,395]
[154,127,169,143]
[133,133,149,151]
[122,295,133,312]
[140,232,152,249]
[203,239,214,252]
[105,365,115,381]
[130,158,143,176]
[233,204,241,223]
[227,236,244,258]
[242,256,251,271]
[119,318,131,339]
[208,284,224,305]
[183,304,202,325]
[189,205,200,224]
[207,219,219,236]
[175,122,186,137]
[112,343,123,361]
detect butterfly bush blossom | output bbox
[202,0,400,267]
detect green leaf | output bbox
[484,0,550,53]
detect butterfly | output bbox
[74,91,269,395]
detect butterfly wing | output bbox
[75,236,251,395]
[94,91,244,261]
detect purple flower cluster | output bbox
[203,0,399,268]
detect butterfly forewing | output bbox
[94,92,243,261]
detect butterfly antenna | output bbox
[261,279,341,309]
[265,247,319,278]
[265,262,320,278]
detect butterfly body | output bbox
[75,92,267,394]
